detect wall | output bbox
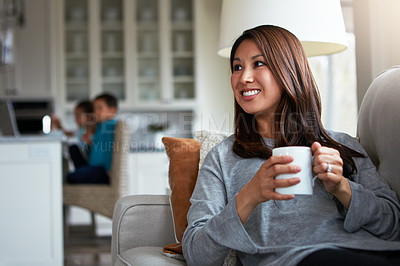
[193,0,234,133]
[14,0,52,98]
[354,0,400,107]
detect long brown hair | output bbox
[230,25,363,177]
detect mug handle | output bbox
[311,156,318,187]
[312,175,318,187]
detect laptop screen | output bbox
[0,100,20,137]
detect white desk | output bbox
[0,136,63,266]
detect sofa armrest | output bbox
[111,194,176,264]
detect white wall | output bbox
[354,0,400,107]
[193,0,234,134]
[15,0,52,98]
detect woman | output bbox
[182,25,400,266]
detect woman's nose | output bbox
[240,68,254,84]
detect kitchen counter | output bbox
[0,134,66,143]
[0,137,63,266]
[130,146,165,152]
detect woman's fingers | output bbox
[311,141,347,195]
[271,192,296,201]
[312,141,339,157]
[246,155,302,203]
[263,154,294,167]
[262,155,301,175]
[313,162,336,174]
[312,141,343,173]
[274,177,301,188]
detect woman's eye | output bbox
[233,65,242,71]
[255,61,265,67]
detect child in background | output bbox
[51,100,95,146]
[52,100,95,169]
[66,93,118,184]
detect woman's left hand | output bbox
[311,142,351,209]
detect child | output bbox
[52,100,95,168]
[51,100,95,142]
[66,93,118,184]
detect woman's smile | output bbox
[242,89,261,98]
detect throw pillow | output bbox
[193,130,231,167]
[161,131,231,262]
[161,137,201,260]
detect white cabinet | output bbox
[0,138,63,266]
[54,0,195,110]
[129,152,170,195]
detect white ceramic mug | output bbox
[272,146,317,195]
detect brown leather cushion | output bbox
[161,137,201,256]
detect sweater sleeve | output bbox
[343,169,400,240]
[336,134,400,240]
[182,149,257,266]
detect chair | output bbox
[64,120,131,235]
[357,65,400,199]
[111,131,231,266]
[111,194,184,266]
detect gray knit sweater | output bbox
[182,131,400,266]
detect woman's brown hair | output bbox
[230,25,363,177]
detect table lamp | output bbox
[218,0,348,58]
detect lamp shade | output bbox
[218,0,348,58]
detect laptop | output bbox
[0,100,20,137]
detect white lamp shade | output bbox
[218,0,348,58]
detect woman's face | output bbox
[231,39,283,122]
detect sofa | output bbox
[111,131,230,266]
[111,66,400,266]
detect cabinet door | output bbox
[134,0,195,105]
[129,152,169,195]
[61,0,128,104]
[170,0,195,101]
[135,0,161,102]
[100,0,126,100]
[63,0,91,101]
[0,141,63,266]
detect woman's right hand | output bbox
[235,155,301,224]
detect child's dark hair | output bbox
[76,100,93,113]
[94,93,118,109]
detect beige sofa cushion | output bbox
[357,65,400,199]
